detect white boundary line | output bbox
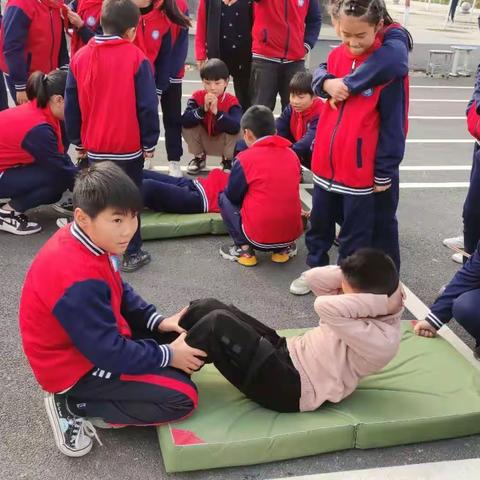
[406,139,472,143]
[410,99,467,102]
[300,182,469,189]
[409,116,464,120]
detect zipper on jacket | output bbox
[284,0,290,59]
[327,59,356,189]
[49,9,55,71]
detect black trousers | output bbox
[231,65,252,112]
[250,58,305,111]
[181,298,301,413]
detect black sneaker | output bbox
[0,206,41,235]
[52,192,74,217]
[121,249,151,272]
[221,157,232,171]
[186,155,206,175]
[220,244,257,267]
[44,393,101,457]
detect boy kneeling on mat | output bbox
[19,162,206,457]
[180,248,404,412]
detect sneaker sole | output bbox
[120,255,152,273]
[0,223,42,235]
[51,204,74,217]
[219,248,258,266]
[271,248,298,264]
[44,395,93,458]
[289,287,312,295]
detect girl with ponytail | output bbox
[0,70,77,235]
[291,0,409,295]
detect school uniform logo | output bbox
[86,16,96,27]
[152,30,160,40]
[298,0,305,6]
[361,88,374,97]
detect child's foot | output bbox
[271,243,297,263]
[44,393,101,457]
[52,191,74,217]
[442,235,464,250]
[220,244,257,267]
[121,249,151,272]
[221,157,232,171]
[168,161,183,178]
[0,204,41,235]
[451,252,463,265]
[289,272,311,295]
[56,218,69,229]
[186,155,206,175]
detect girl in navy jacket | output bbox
[0,0,69,105]
[0,70,77,236]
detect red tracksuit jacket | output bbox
[224,135,303,247]
[69,0,103,56]
[193,168,229,213]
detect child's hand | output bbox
[414,320,438,338]
[323,78,349,103]
[158,306,188,334]
[328,97,338,110]
[373,184,391,193]
[204,93,216,112]
[169,332,207,375]
[16,91,28,105]
[66,8,84,29]
[222,0,238,5]
[210,96,218,115]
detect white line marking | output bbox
[300,182,469,189]
[409,116,464,120]
[400,165,470,170]
[406,139,472,143]
[410,99,467,102]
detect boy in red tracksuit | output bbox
[276,71,323,170]
[182,58,242,174]
[248,0,321,111]
[0,0,69,105]
[19,162,206,458]
[219,105,303,267]
[290,0,408,294]
[64,0,160,272]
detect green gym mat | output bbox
[157,322,480,472]
[140,211,227,240]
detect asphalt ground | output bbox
[1,71,479,479]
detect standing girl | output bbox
[291,0,408,294]
[0,0,69,105]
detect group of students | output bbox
[1,0,479,461]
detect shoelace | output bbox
[82,420,103,447]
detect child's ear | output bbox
[74,207,90,229]
[125,27,137,42]
[375,20,384,34]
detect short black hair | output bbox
[101,0,140,36]
[241,105,276,139]
[340,248,399,296]
[73,162,142,219]
[200,58,229,81]
[289,71,314,96]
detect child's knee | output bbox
[452,291,480,324]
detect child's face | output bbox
[75,207,138,256]
[336,13,382,56]
[202,78,228,97]
[290,92,314,113]
[49,95,65,121]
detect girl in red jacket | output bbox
[0,70,77,235]
[291,0,408,294]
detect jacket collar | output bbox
[70,222,105,256]
[94,34,123,43]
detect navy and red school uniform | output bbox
[182,89,242,136]
[0,6,8,111]
[160,0,189,162]
[143,168,229,213]
[69,0,103,56]
[65,34,160,254]
[0,101,77,212]
[219,135,303,250]
[195,0,253,110]
[462,64,480,257]
[276,96,323,169]
[19,222,197,425]
[0,0,69,100]
[250,0,321,111]
[307,36,408,269]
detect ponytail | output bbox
[160,0,191,28]
[26,69,68,108]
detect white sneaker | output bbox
[56,218,69,229]
[44,393,102,457]
[451,253,464,264]
[443,235,464,250]
[168,161,183,178]
[52,191,73,217]
[0,205,41,235]
[289,272,311,295]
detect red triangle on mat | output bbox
[171,428,206,446]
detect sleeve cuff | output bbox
[147,311,165,331]
[374,176,392,186]
[216,112,224,121]
[59,64,69,71]
[193,108,205,120]
[156,89,162,96]
[143,145,156,153]
[426,311,444,330]
[14,83,27,91]
[158,344,171,368]
[75,145,85,151]
[304,42,312,54]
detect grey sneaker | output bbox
[220,244,257,267]
[44,393,101,457]
[186,155,206,175]
[121,249,152,272]
[52,191,74,217]
[289,272,311,295]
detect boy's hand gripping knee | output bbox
[170,332,207,375]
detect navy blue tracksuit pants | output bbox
[161,82,183,162]
[306,185,374,267]
[0,163,74,212]
[463,143,480,256]
[142,170,203,213]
